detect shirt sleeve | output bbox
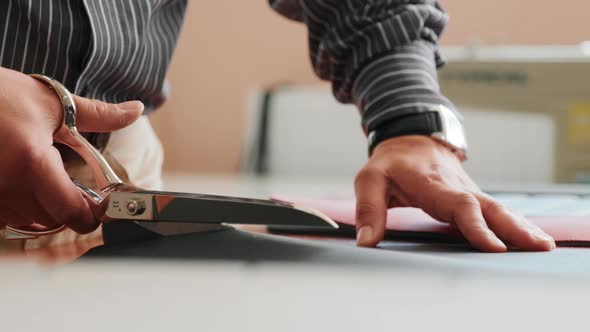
[269,0,458,134]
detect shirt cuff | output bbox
[352,40,459,134]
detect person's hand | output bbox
[0,67,143,234]
[354,135,556,252]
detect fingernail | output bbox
[117,101,144,113]
[533,231,556,247]
[356,226,373,247]
[489,234,507,250]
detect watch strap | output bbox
[367,112,441,155]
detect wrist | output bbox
[368,112,440,155]
[372,135,465,164]
[367,105,467,161]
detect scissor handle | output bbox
[31,74,123,192]
[2,75,124,240]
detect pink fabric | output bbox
[273,195,590,245]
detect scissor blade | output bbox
[152,191,338,228]
[105,190,338,229]
[135,221,229,236]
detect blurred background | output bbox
[150,0,590,186]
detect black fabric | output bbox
[268,223,464,244]
[89,221,411,265]
[87,221,472,271]
[83,221,590,278]
[269,224,590,248]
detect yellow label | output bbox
[568,103,590,145]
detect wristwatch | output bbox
[367,104,468,161]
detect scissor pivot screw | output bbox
[126,199,146,216]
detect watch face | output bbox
[432,105,468,152]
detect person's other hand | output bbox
[0,67,143,234]
[354,135,556,252]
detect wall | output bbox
[150,0,590,174]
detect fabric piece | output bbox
[271,195,590,247]
[86,221,590,278]
[103,116,165,190]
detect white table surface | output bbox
[1,260,589,332]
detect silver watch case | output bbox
[429,104,468,161]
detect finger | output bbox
[3,194,63,229]
[1,207,37,227]
[73,96,144,132]
[354,167,389,247]
[475,193,555,251]
[0,218,6,238]
[32,195,65,228]
[32,147,99,234]
[422,189,507,252]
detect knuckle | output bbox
[89,99,108,115]
[423,171,444,185]
[416,187,450,214]
[355,201,380,221]
[55,197,89,224]
[353,170,367,188]
[383,157,413,177]
[395,156,415,172]
[469,223,489,234]
[56,204,82,225]
[454,192,480,209]
[75,220,99,234]
[18,142,45,173]
[486,200,507,216]
[354,167,380,187]
[62,209,95,234]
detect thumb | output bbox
[73,96,144,132]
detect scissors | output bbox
[1,75,337,240]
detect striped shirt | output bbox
[271,0,456,133]
[0,0,454,139]
[0,0,186,113]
